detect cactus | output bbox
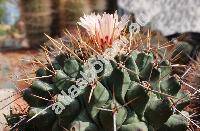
[171,41,193,65]
[50,0,60,37]
[5,48,192,131]
[20,0,52,48]
[184,54,200,129]
[169,32,200,65]
[58,0,90,32]
[4,12,195,131]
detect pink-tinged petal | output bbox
[78,11,129,50]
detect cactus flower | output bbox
[78,12,129,50]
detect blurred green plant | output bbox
[0,0,6,23]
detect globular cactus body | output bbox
[6,50,191,131]
[5,12,193,131]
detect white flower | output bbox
[78,11,129,50]
[78,13,101,36]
